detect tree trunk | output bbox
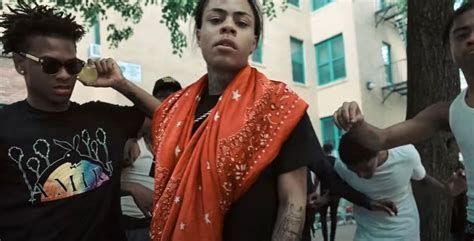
[407,0,461,240]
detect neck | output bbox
[461,70,474,106]
[376,150,389,167]
[27,96,71,112]
[207,67,239,95]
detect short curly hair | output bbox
[443,2,474,46]
[0,0,85,55]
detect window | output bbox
[320,116,343,154]
[313,0,333,11]
[381,42,393,85]
[290,37,306,84]
[378,0,387,10]
[92,15,101,44]
[252,39,263,64]
[288,0,300,8]
[315,34,346,86]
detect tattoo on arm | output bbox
[272,203,305,241]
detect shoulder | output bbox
[78,101,137,113]
[418,101,450,122]
[391,145,421,163]
[0,100,26,119]
[79,101,118,109]
[334,158,350,177]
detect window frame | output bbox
[315,34,346,86]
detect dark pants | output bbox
[126,228,150,241]
[465,221,474,241]
[319,198,340,241]
[121,215,151,241]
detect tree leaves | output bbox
[5,0,282,56]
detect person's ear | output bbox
[13,53,27,75]
[196,29,202,48]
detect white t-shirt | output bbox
[450,88,474,222]
[334,145,426,241]
[121,137,155,218]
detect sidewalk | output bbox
[312,224,356,241]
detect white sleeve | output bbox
[408,145,426,181]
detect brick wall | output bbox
[0,57,27,104]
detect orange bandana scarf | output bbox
[150,65,307,241]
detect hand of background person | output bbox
[130,183,154,218]
[308,191,332,210]
[122,138,140,167]
[446,168,467,197]
[369,199,398,216]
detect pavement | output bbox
[312,224,356,241]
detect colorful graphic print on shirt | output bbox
[8,128,113,204]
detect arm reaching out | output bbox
[333,101,450,151]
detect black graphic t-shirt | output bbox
[0,100,144,241]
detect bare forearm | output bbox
[114,80,161,117]
[350,122,386,151]
[272,203,306,241]
[418,175,447,194]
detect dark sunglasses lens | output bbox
[41,57,62,74]
[65,59,85,75]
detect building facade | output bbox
[0,0,408,149]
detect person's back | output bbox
[335,144,424,241]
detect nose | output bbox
[55,66,72,81]
[220,19,237,35]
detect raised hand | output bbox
[333,101,365,131]
[80,58,126,88]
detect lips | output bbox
[214,39,237,50]
[53,85,73,96]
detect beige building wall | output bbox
[1,0,407,136]
[353,0,407,128]
[310,1,364,120]
[254,0,320,132]
[310,0,407,132]
[72,1,324,132]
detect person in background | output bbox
[121,77,182,241]
[316,144,341,241]
[335,133,466,241]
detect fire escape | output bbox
[375,2,408,103]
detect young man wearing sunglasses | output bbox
[0,2,160,241]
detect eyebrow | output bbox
[452,26,470,35]
[206,8,252,18]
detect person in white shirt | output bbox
[120,77,182,241]
[335,133,466,241]
[333,3,474,240]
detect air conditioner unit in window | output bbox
[88,43,101,59]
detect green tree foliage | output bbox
[2,0,286,56]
